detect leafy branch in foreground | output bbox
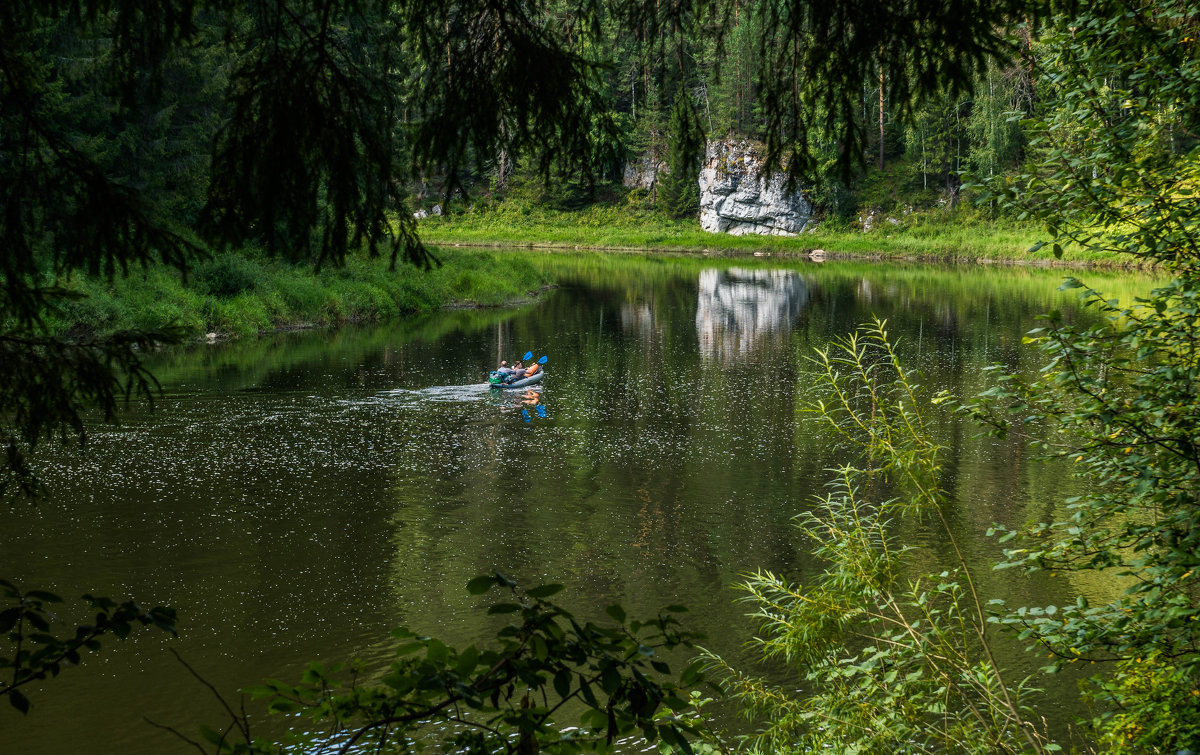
[166,573,709,754]
[962,2,1200,749]
[703,320,1050,754]
[0,579,178,715]
[962,277,1200,752]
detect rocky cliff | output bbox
[698,140,811,236]
[622,154,664,192]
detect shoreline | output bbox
[425,238,1155,271]
[66,236,1157,346]
[412,203,1143,269]
[52,248,553,343]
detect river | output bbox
[0,252,1162,753]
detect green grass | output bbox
[48,247,551,339]
[417,199,1137,267]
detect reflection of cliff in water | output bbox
[697,267,808,360]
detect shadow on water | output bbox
[0,253,1167,754]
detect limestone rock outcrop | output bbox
[698,140,811,236]
[622,155,664,192]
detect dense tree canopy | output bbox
[1,0,1049,498]
[10,0,1200,751]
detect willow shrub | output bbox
[703,320,1053,754]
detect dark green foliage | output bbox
[0,578,177,714]
[195,253,264,297]
[743,0,1035,185]
[658,87,705,218]
[167,575,707,754]
[399,0,623,201]
[199,4,428,269]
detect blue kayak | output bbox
[488,370,544,389]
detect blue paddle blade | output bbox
[537,355,548,364]
[523,351,533,361]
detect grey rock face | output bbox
[698,140,811,236]
[622,155,665,192]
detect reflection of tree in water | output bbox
[696,267,809,361]
[619,301,657,342]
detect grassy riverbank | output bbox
[49,247,551,339]
[418,201,1135,267]
[48,204,1143,342]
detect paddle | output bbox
[523,355,548,377]
[522,351,533,361]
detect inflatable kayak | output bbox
[488,370,544,389]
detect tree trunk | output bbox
[878,65,885,170]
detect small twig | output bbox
[143,717,208,755]
[168,648,251,742]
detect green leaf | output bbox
[241,684,277,697]
[456,645,479,676]
[526,583,564,599]
[680,660,704,687]
[466,575,495,595]
[267,699,300,714]
[554,668,572,699]
[24,591,62,603]
[604,604,626,624]
[600,662,621,694]
[580,708,608,730]
[487,603,522,615]
[578,678,598,706]
[199,724,225,744]
[9,689,30,715]
[0,608,19,633]
[426,639,449,666]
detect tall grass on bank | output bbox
[48,248,550,339]
[417,199,1134,266]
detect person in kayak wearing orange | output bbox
[503,360,538,384]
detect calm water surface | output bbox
[0,254,1160,753]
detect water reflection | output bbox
[619,301,656,341]
[489,386,547,423]
[696,267,809,361]
[0,256,1167,755]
